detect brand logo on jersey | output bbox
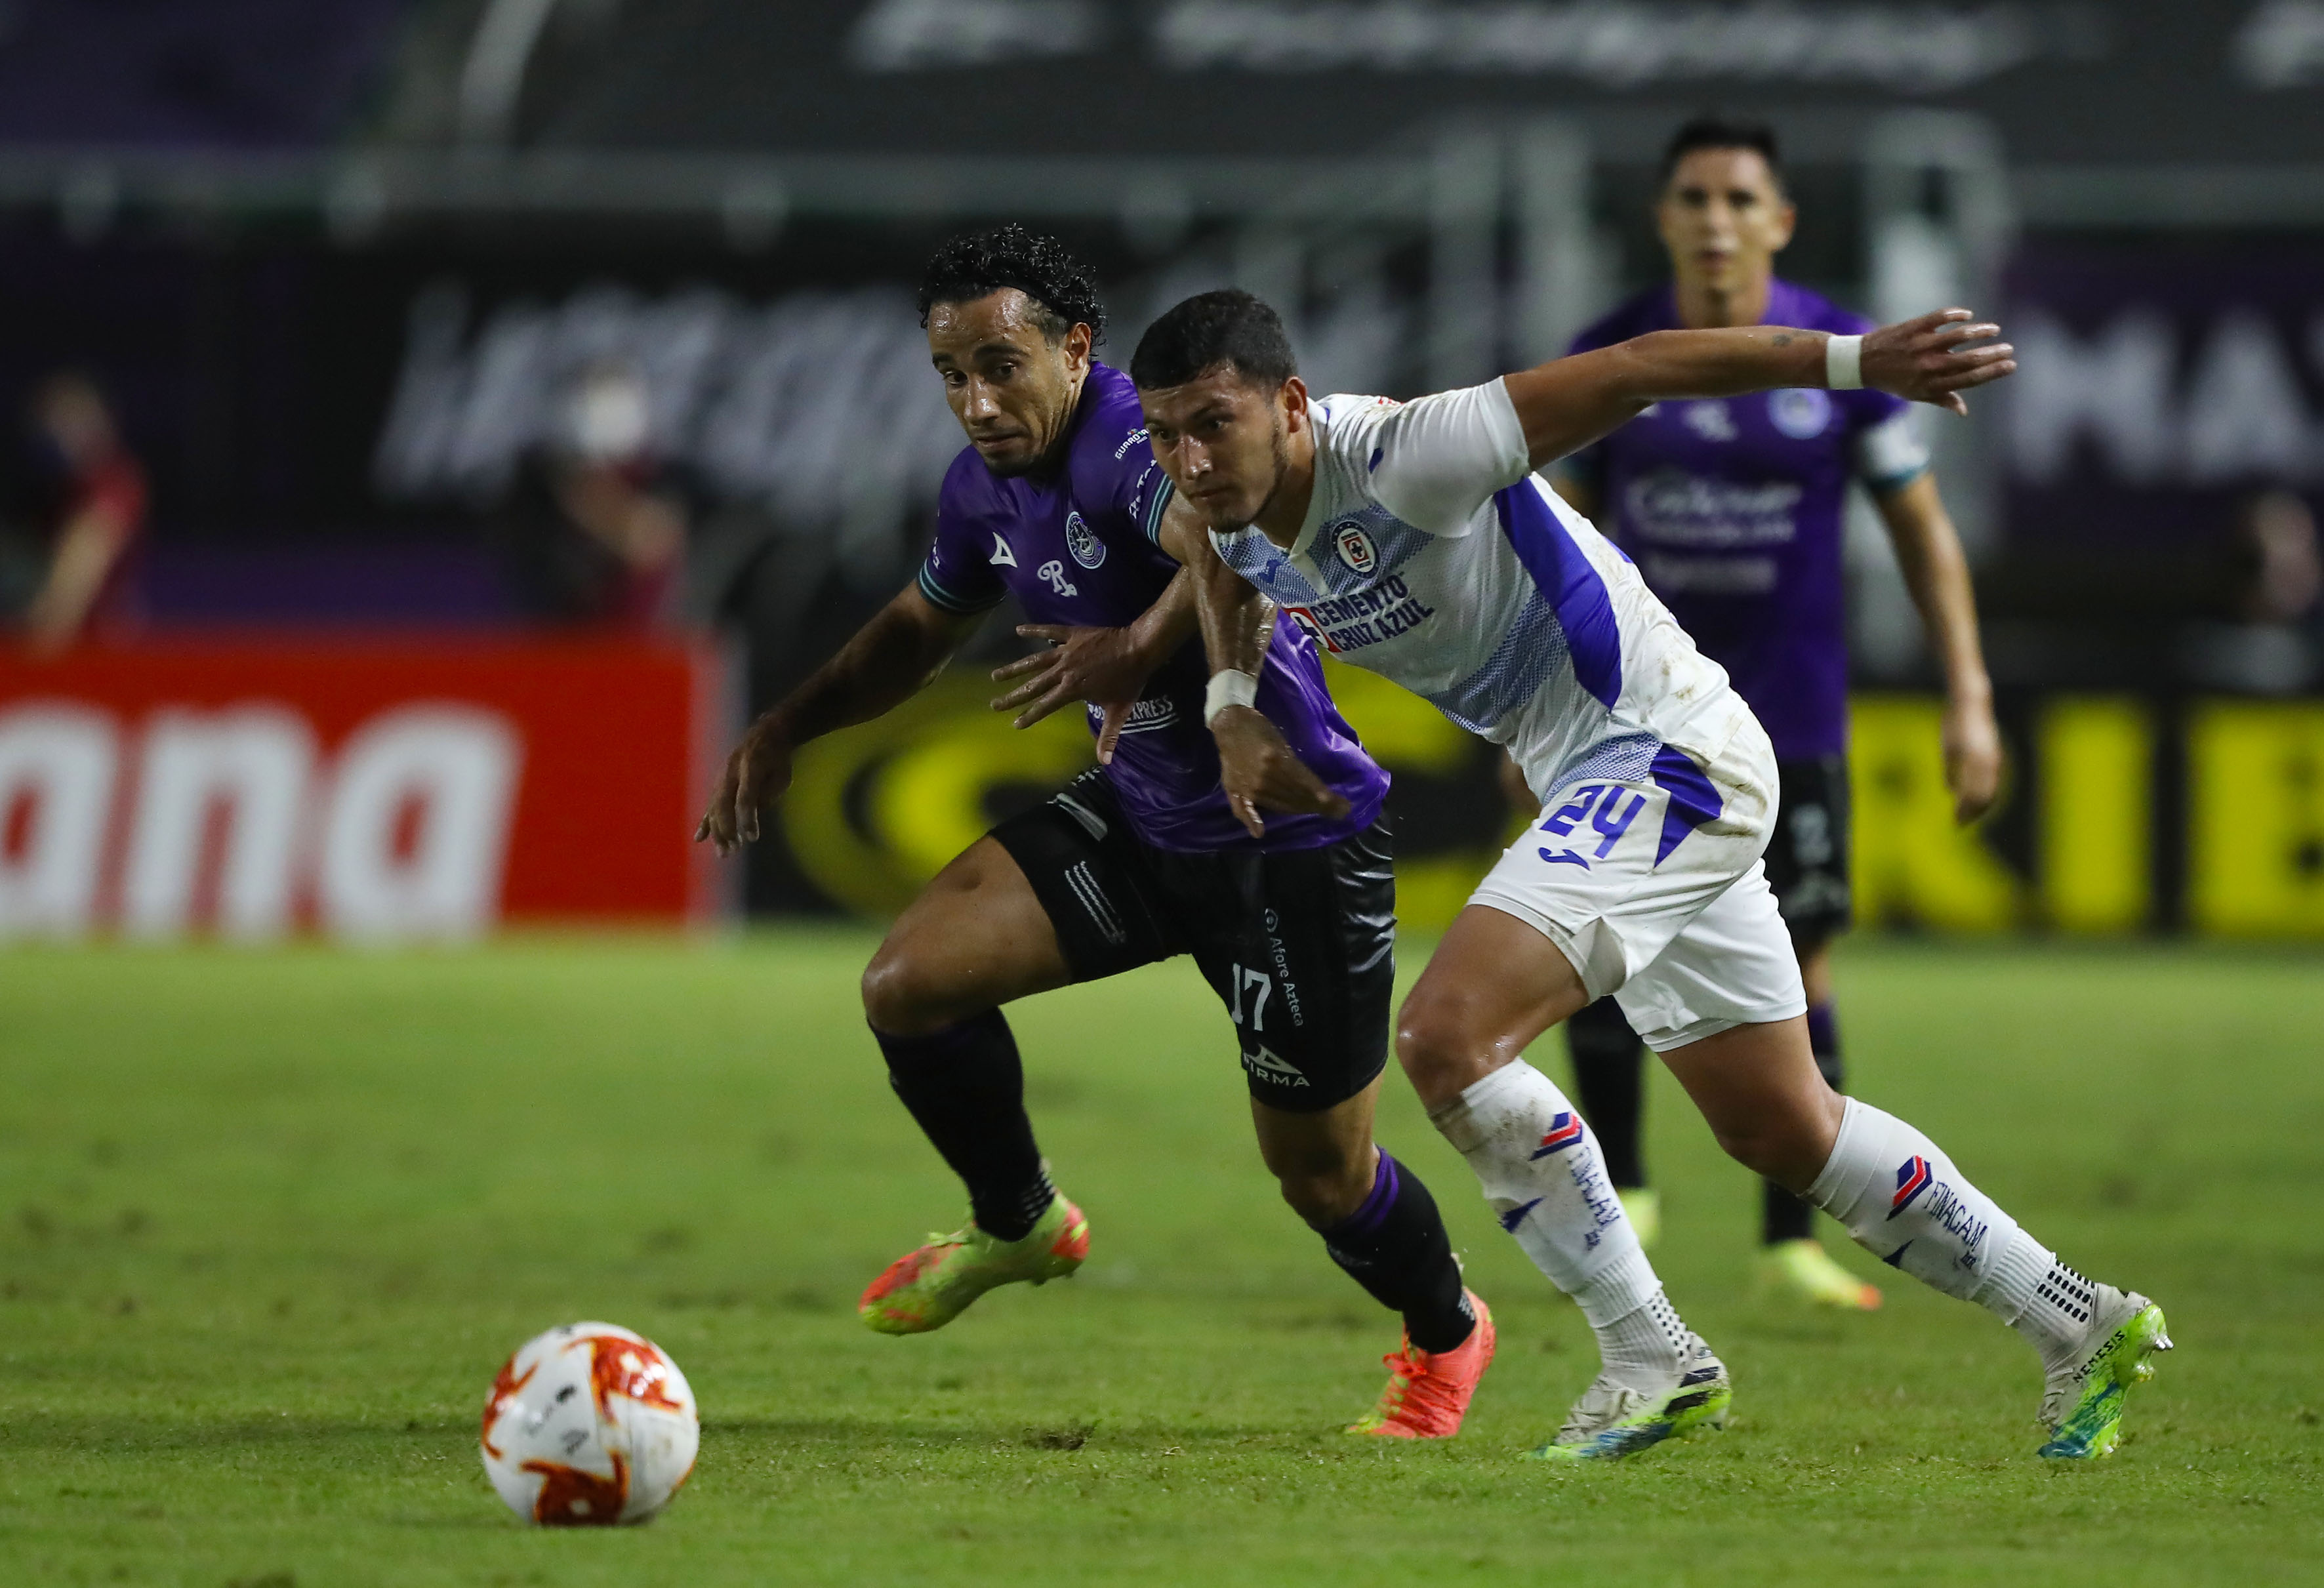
[989,533,1017,567]
[1241,1044,1308,1086]
[1036,560,1078,597]
[1064,510,1107,570]
[1681,400,1737,443]
[1277,575,1434,657]
[1089,696,1177,734]
[1529,1112,1585,1159]
[1769,387,1833,439]
[1888,1155,1934,1218]
[1282,605,1337,652]
[1331,519,1377,575]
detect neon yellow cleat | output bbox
[1758,1238,1882,1311]
[1618,1189,1661,1250]
[1524,1333,1730,1463]
[2038,1292,2171,1460]
[857,1194,1090,1336]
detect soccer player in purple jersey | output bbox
[697,229,1495,1437]
[1551,119,2005,1310]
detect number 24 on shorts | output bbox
[1536,783,1647,870]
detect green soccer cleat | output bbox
[1757,1237,1882,1311]
[857,1194,1090,1336]
[1524,1333,1730,1463]
[2037,1290,2171,1461]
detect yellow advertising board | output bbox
[777,670,2324,939]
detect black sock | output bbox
[873,1010,1053,1242]
[1566,996,1648,1189]
[1762,1000,1845,1246]
[1318,1151,1474,1354]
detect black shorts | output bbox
[990,770,1396,1114]
[1764,754,1852,945]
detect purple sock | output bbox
[1318,1151,1473,1353]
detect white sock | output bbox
[1597,1289,1692,1391]
[1430,1059,1684,1385]
[1806,1097,2104,1372]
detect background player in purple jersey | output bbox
[1551,119,2005,1309]
[696,228,1496,1437]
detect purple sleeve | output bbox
[916,474,1008,616]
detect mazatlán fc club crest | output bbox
[1065,510,1107,570]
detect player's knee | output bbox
[860,941,952,1036]
[1394,992,1492,1104]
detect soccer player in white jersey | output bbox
[1550,117,2006,1312]
[1130,289,2169,1462]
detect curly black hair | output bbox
[917,224,1107,346]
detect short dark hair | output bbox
[1660,116,1785,191]
[1130,290,1297,392]
[917,224,1107,345]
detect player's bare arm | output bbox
[696,583,979,854]
[1503,307,2016,468]
[989,558,1197,763]
[1874,471,2003,823]
[1157,496,1349,838]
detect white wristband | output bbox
[1203,669,1260,726]
[1825,333,1864,390]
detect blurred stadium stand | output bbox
[1,0,2322,937]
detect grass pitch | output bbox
[1,933,2319,1587]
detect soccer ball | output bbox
[479,1322,699,1526]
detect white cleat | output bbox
[1525,1332,1730,1463]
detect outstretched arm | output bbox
[1158,500,1350,839]
[1874,472,2002,824]
[697,583,981,853]
[1503,308,2016,469]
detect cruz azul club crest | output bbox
[1331,519,1377,575]
[1063,510,1107,570]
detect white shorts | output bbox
[1468,720,1807,1051]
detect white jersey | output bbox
[1210,380,1756,803]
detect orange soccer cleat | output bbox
[1345,1291,1497,1439]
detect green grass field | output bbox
[2,934,2320,1587]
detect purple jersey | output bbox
[918,363,1387,853]
[1561,281,1930,760]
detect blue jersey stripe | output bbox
[1421,594,1568,735]
[1648,744,1723,865]
[1494,481,1621,710]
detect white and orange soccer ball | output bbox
[479,1322,699,1526]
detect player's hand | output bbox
[1860,309,2016,416]
[695,714,796,856]
[1942,691,2004,824]
[1212,704,1351,839]
[990,623,1157,765]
